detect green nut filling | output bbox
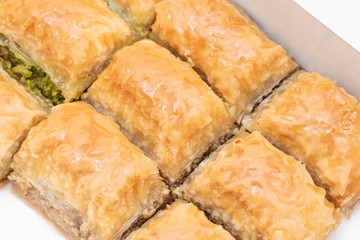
[0,44,64,106]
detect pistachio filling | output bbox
[0,41,64,106]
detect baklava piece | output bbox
[83,39,233,184]
[127,200,235,240]
[10,102,169,240]
[175,131,341,240]
[0,69,46,180]
[0,0,134,105]
[107,0,161,37]
[152,0,297,122]
[243,71,360,210]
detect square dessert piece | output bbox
[175,131,341,240]
[0,0,134,104]
[10,102,169,240]
[0,69,46,180]
[152,0,297,122]
[127,200,235,240]
[243,71,360,210]
[107,0,161,37]
[83,39,233,184]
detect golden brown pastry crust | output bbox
[83,39,233,184]
[0,0,134,101]
[127,200,235,240]
[175,131,341,240]
[152,0,297,122]
[0,69,46,180]
[244,71,360,210]
[11,102,169,240]
[108,0,161,31]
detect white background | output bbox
[1,0,360,239]
[293,0,360,52]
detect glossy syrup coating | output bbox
[0,0,134,101]
[127,200,235,240]
[152,0,297,121]
[0,69,46,180]
[83,39,233,184]
[12,102,169,240]
[244,71,360,210]
[175,131,341,240]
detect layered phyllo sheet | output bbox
[127,200,235,240]
[244,71,360,210]
[152,0,297,122]
[83,39,233,184]
[175,131,341,239]
[10,102,169,240]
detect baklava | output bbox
[83,39,233,184]
[152,0,297,122]
[107,0,161,37]
[127,200,235,240]
[0,0,134,105]
[175,131,341,240]
[0,69,46,180]
[243,71,360,210]
[10,102,169,240]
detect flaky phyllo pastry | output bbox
[244,71,360,210]
[152,0,297,122]
[0,68,46,180]
[83,39,233,184]
[127,200,235,240]
[10,102,169,240]
[0,0,134,106]
[175,131,341,239]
